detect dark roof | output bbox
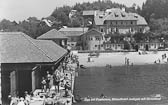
[0,32,67,63]
[59,27,88,36]
[104,41,124,44]
[81,28,102,36]
[37,29,68,39]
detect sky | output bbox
[0,0,146,22]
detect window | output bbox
[95,45,97,47]
[115,45,117,49]
[131,21,133,25]
[100,28,104,32]
[121,21,123,25]
[89,37,92,40]
[101,44,103,47]
[71,38,74,41]
[96,37,100,40]
[154,44,156,48]
[116,28,119,33]
[111,28,113,32]
[116,21,118,25]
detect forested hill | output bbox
[1,0,168,38]
[140,0,168,32]
[50,0,128,27]
[141,0,168,21]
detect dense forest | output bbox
[0,0,168,38]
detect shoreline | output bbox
[75,51,168,67]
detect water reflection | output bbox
[74,65,168,105]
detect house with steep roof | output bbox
[0,32,67,104]
[59,27,88,50]
[83,8,149,35]
[81,29,105,50]
[37,29,68,47]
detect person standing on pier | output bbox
[41,77,47,93]
[53,69,61,93]
[46,71,51,92]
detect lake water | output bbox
[74,65,168,105]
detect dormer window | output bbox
[134,16,138,18]
[115,14,119,17]
[111,21,113,25]
[114,13,119,17]
[99,15,103,18]
[121,13,126,17]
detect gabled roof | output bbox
[104,9,137,21]
[59,27,88,36]
[0,32,67,63]
[59,27,88,32]
[94,8,147,26]
[83,10,98,16]
[128,13,148,25]
[81,28,102,36]
[37,29,68,39]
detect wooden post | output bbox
[0,64,1,105]
[10,71,17,97]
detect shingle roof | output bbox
[128,13,148,25]
[81,28,102,36]
[37,29,68,39]
[0,32,67,63]
[59,27,88,36]
[94,8,147,26]
[83,10,98,16]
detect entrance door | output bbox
[145,44,149,51]
[10,71,17,97]
[18,71,32,97]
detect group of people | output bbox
[10,91,31,105]
[41,71,52,93]
[162,53,167,60]
[125,57,134,66]
[125,57,130,66]
[9,51,79,105]
[154,53,168,64]
[40,51,79,104]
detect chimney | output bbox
[122,7,125,12]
